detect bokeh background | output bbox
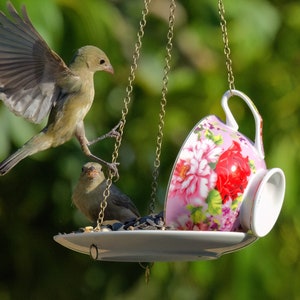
[0,0,299,299]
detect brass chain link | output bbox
[218,0,235,91]
[96,0,151,230]
[149,0,176,214]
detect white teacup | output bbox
[165,90,285,237]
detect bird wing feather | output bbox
[0,3,79,124]
[109,184,141,218]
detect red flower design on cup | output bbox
[215,141,251,203]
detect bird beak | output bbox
[86,168,99,178]
[82,166,99,178]
[104,64,114,74]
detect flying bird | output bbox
[72,162,140,223]
[0,2,117,176]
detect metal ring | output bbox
[89,244,99,260]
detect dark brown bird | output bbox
[0,3,116,175]
[72,162,140,223]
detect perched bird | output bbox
[72,162,140,223]
[0,3,116,176]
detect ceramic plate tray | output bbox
[54,230,257,262]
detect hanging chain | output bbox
[218,0,235,91]
[96,0,151,230]
[149,0,176,214]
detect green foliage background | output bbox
[0,0,299,299]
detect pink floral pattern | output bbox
[168,138,222,205]
[166,118,256,232]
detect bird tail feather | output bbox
[0,133,51,176]
[0,146,35,175]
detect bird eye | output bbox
[99,59,106,65]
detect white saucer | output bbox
[54,230,257,262]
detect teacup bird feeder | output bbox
[54,0,286,262]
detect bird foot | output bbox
[105,161,120,179]
[88,121,123,146]
[88,153,119,179]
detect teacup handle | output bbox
[221,89,265,159]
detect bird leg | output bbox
[88,121,123,146]
[75,122,119,177]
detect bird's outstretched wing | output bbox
[0,3,77,124]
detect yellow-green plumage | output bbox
[0,3,114,175]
